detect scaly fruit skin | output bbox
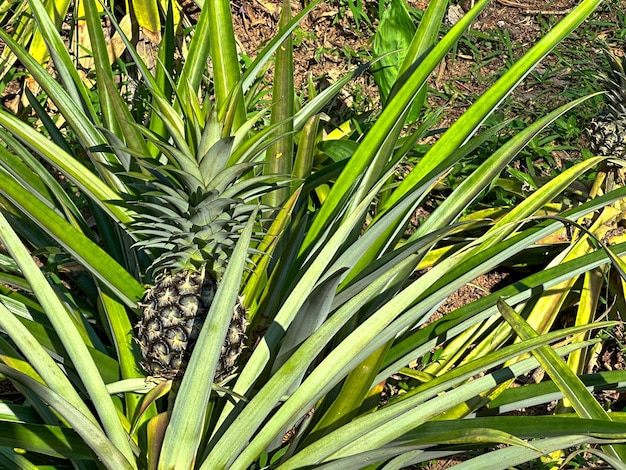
[587,50,626,157]
[588,120,626,156]
[137,269,247,381]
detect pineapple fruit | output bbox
[131,136,264,382]
[587,50,626,157]
[137,269,247,381]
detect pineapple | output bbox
[137,269,248,381]
[587,50,626,157]
[131,137,265,382]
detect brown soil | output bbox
[230,0,625,125]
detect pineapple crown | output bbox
[131,168,258,277]
[128,134,284,280]
[598,49,626,118]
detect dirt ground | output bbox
[229,0,625,123]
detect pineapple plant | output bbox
[587,49,626,157]
[131,130,268,382]
[5,0,626,467]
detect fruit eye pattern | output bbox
[136,269,248,381]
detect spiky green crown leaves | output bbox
[130,151,282,278]
[599,49,626,119]
[107,86,291,280]
[125,117,286,279]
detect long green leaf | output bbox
[380,240,626,383]
[453,435,626,470]
[98,288,144,420]
[205,251,419,469]
[264,0,294,207]
[403,414,626,442]
[0,5,124,192]
[349,95,595,289]
[226,265,609,468]
[0,109,133,225]
[390,0,448,113]
[379,221,626,383]
[0,212,137,466]
[300,0,491,254]
[498,299,616,419]
[477,370,626,415]
[82,0,151,157]
[0,131,89,233]
[0,446,39,469]
[0,301,93,421]
[382,0,602,214]
[240,0,321,95]
[177,0,209,96]
[0,173,143,307]
[25,0,95,119]
[206,0,245,127]
[415,95,597,236]
[277,338,603,469]
[498,298,626,462]
[0,365,134,469]
[215,171,393,427]
[0,421,94,459]
[372,0,416,105]
[474,156,604,251]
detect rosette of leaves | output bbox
[1,0,626,469]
